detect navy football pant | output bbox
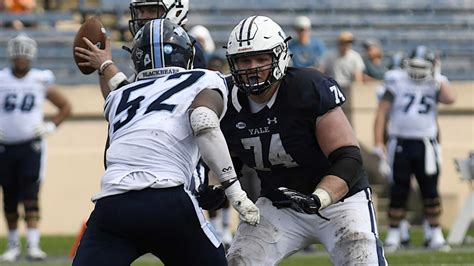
[73,186,227,266]
[388,138,440,209]
[0,139,43,214]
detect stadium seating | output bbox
[78,0,129,22]
[78,0,129,40]
[0,11,74,28]
[187,0,474,81]
[0,0,472,84]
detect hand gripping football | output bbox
[73,17,106,74]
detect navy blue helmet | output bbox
[131,19,194,79]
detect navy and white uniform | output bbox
[382,70,446,209]
[0,68,53,208]
[73,69,229,266]
[222,68,386,265]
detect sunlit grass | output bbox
[0,227,472,265]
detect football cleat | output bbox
[399,219,411,248]
[384,227,401,252]
[26,246,47,260]
[1,245,21,262]
[427,227,451,252]
[422,219,432,247]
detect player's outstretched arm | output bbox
[74,37,128,99]
[189,89,260,225]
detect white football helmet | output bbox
[129,0,189,36]
[6,34,37,60]
[226,16,291,95]
[402,45,436,81]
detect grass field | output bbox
[0,228,472,265]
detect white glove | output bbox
[372,146,392,181]
[372,146,386,159]
[378,158,392,181]
[34,122,57,137]
[225,181,260,226]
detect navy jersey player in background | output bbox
[72,19,259,266]
[374,46,456,252]
[0,34,72,262]
[219,16,387,265]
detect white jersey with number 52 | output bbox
[94,69,228,201]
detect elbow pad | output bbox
[190,106,220,134]
[326,146,363,189]
[190,107,236,183]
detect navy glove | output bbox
[275,187,329,221]
[196,184,227,211]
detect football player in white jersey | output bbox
[0,34,72,262]
[72,19,259,266]
[374,45,456,252]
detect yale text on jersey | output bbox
[248,127,270,135]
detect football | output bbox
[73,16,107,75]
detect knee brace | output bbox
[23,200,40,221]
[424,198,441,218]
[388,208,405,223]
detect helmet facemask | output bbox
[7,34,37,60]
[403,45,436,82]
[129,1,164,36]
[129,0,189,36]
[226,16,290,96]
[228,50,284,95]
[403,58,434,81]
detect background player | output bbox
[0,34,72,262]
[72,19,258,265]
[220,15,386,265]
[374,45,456,252]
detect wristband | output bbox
[99,60,114,75]
[108,72,128,91]
[313,188,332,209]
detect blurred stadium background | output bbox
[0,0,473,262]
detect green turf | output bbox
[0,235,74,257]
[0,228,472,265]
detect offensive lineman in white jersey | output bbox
[72,19,259,266]
[0,34,72,262]
[374,45,456,252]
